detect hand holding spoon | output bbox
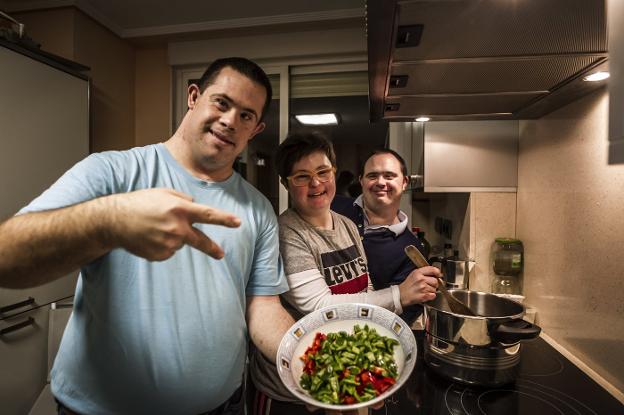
[404,245,477,316]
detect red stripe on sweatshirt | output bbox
[329,273,369,294]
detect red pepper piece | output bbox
[361,372,370,384]
[343,396,356,404]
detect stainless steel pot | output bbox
[423,289,541,386]
[428,256,473,289]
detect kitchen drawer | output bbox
[0,271,77,321]
[0,306,49,415]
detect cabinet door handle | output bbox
[0,317,35,335]
[0,297,35,313]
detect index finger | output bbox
[183,201,241,228]
[185,226,225,259]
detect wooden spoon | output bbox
[404,245,477,316]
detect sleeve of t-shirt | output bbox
[282,267,402,315]
[18,152,125,214]
[245,199,290,297]
[278,220,320,276]
[279,221,402,315]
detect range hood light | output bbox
[583,71,610,82]
[415,116,430,122]
[295,113,339,125]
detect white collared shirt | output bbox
[353,195,408,236]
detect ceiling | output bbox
[0,0,364,38]
[1,0,385,152]
[253,96,388,153]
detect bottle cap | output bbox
[495,237,522,245]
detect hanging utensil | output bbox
[404,245,477,316]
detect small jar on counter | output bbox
[491,238,523,294]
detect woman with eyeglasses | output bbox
[248,130,437,414]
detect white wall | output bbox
[517,88,624,395]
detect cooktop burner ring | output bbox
[520,353,565,377]
[517,379,599,415]
[442,384,463,414]
[440,378,600,415]
[375,335,623,415]
[476,389,566,415]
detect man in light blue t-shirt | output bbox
[0,57,294,415]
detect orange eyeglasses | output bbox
[287,167,336,187]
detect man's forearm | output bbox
[0,197,115,288]
[0,187,241,288]
[247,295,295,362]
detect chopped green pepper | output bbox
[299,325,399,405]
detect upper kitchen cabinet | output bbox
[390,120,518,192]
[366,0,608,122]
[423,120,518,191]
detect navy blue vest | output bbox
[331,195,425,323]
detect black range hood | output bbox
[366,0,608,122]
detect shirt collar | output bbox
[354,195,408,236]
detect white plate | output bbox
[276,303,417,411]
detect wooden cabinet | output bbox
[0,307,49,415]
[1,273,77,316]
[1,303,73,415]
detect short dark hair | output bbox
[336,170,355,187]
[196,57,273,122]
[360,148,408,177]
[276,130,337,182]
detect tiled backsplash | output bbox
[467,192,517,292]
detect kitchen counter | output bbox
[372,330,624,415]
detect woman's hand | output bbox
[398,266,440,306]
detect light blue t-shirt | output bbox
[20,144,289,414]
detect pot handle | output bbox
[491,319,541,344]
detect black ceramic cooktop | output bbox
[373,331,624,415]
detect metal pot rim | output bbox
[423,289,525,320]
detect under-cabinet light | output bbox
[583,71,610,82]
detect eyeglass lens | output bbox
[292,168,334,186]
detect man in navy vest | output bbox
[332,149,438,324]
